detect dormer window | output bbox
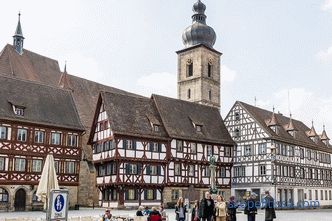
[153,124,160,132]
[196,124,203,132]
[12,105,25,116]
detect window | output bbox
[191,143,197,153]
[244,145,252,156]
[208,63,212,77]
[126,164,138,175]
[0,188,8,202]
[14,106,24,116]
[32,159,42,172]
[309,190,312,200]
[0,157,4,171]
[15,158,26,172]
[146,189,155,200]
[208,90,212,101]
[307,150,311,160]
[123,140,136,150]
[204,166,211,177]
[106,163,116,175]
[196,125,203,132]
[175,164,181,175]
[0,126,7,140]
[234,112,240,121]
[65,161,75,174]
[188,165,195,176]
[153,124,160,132]
[187,62,193,77]
[206,145,213,156]
[17,129,27,142]
[98,165,105,176]
[171,189,179,200]
[325,190,328,200]
[187,89,191,99]
[234,129,240,138]
[259,165,266,176]
[220,167,226,178]
[54,161,60,173]
[51,132,61,145]
[300,148,304,159]
[148,165,158,175]
[258,143,267,155]
[149,143,161,152]
[329,191,331,200]
[34,131,44,143]
[67,134,77,147]
[127,189,136,200]
[176,140,183,152]
[289,146,294,157]
[289,167,295,178]
[315,190,318,200]
[224,146,231,157]
[234,166,246,177]
[300,168,305,179]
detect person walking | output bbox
[244,193,257,221]
[227,196,238,221]
[215,195,227,221]
[262,191,276,221]
[175,197,187,221]
[199,192,215,221]
[191,200,200,221]
[100,209,112,221]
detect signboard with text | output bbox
[48,189,69,221]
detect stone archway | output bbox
[14,188,26,211]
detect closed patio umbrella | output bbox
[36,154,59,210]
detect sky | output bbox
[1,0,332,136]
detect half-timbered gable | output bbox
[89,92,170,208]
[152,94,234,202]
[0,76,84,211]
[225,101,332,207]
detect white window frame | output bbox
[51,132,61,145]
[15,158,26,172]
[175,164,181,175]
[146,189,154,200]
[207,145,213,156]
[65,161,75,174]
[0,126,7,140]
[0,157,5,171]
[244,145,252,156]
[17,128,27,142]
[34,130,45,143]
[128,189,136,200]
[188,165,195,176]
[67,134,77,147]
[32,159,43,172]
[259,165,266,176]
[150,165,157,175]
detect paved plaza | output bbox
[0,208,332,221]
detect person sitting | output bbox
[136,206,144,216]
[100,209,112,221]
[144,206,151,216]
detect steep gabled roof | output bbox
[321,126,330,141]
[88,91,169,142]
[284,115,297,131]
[152,94,234,145]
[237,101,331,152]
[0,75,84,131]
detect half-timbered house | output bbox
[0,76,84,211]
[88,93,234,208]
[225,101,332,208]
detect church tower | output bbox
[177,0,221,109]
[13,12,24,55]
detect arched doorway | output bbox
[14,188,26,211]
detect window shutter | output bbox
[157,166,161,175]
[147,165,151,175]
[123,139,127,149]
[144,190,147,200]
[158,143,162,152]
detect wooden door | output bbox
[14,189,26,211]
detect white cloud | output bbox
[316,46,332,63]
[222,64,237,82]
[136,72,177,98]
[321,0,332,11]
[257,88,332,136]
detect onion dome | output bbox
[182,0,216,48]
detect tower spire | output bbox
[13,12,24,54]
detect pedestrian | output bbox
[199,192,215,221]
[160,203,167,221]
[149,207,162,221]
[227,196,238,221]
[262,191,276,221]
[175,197,187,221]
[100,209,112,221]
[136,206,144,216]
[215,195,227,221]
[244,194,257,221]
[191,200,200,221]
